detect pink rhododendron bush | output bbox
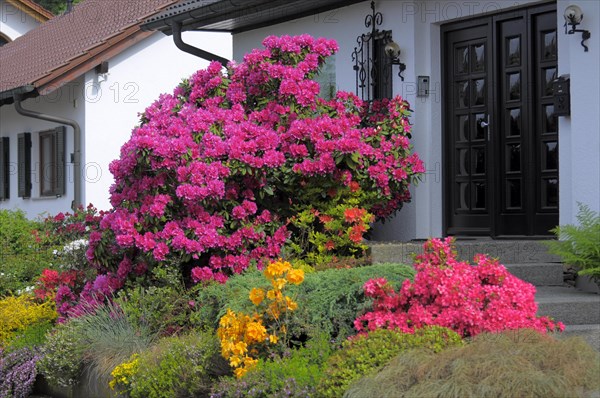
[355,238,565,337]
[69,35,423,317]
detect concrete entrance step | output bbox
[536,286,600,325]
[370,240,560,265]
[505,263,564,286]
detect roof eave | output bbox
[0,85,36,106]
[141,0,366,34]
[5,0,54,22]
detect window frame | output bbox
[38,127,65,198]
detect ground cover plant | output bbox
[318,326,463,398]
[0,347,40,398]
[345,329,600,398]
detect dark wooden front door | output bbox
[443,3,558,237]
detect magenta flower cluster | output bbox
[355,238,565,337]
[73,34,422,318]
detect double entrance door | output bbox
[443,3,559,237]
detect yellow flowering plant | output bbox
[109,354,139,391]
[217,260,304,378]
[0,294,57,347]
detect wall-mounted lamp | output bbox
[564,5,591,52]
[384,41,406,81]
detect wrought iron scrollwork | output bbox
[352,1,404,102]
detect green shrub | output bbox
[546,203,600,287]
[38,300,155,389]
[0,210,51,296]
[116,266,198,336]
[38,323,85,387]
[114,331,228,398]
[5,320,54,352]
[211,332,334,397]
[318,326,463,398]
[193,263,415,342]
[345,329,600,398]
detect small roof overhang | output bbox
[142,0,366,34]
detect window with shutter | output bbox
[39,127,65,197]
[0,137,8,200]
[18,133,32,198]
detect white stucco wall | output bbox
[0,78,85,218]
[557,0,600,225]
[0,30,231,217]
[83,31,232,211]
[0,0,42,41]
[233,0,543,241]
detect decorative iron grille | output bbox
[352,1,395,102]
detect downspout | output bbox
[171,21,230,65]
[13,93,82,210]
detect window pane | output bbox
[544,105,557,133]
[475,113,486,140]
[506,179,521,209]
[543,31,557,60]
[457,182,469,210]
[507,73,520,101]
[544,141,558,170]
[506,37,520,66]
[40,134,55,196]
[473,79,485,106]
[456,46,469,74]
[473,147,485,174]
[473,182,486,209]
[472,44,485,72]
[458,115,469,142]
[456,81,469,108]
[317,54,336,100]
[508,108,521,136]
[507,144,521,172]
[542,178,558,208]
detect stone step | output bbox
[536,286,600,325]
[369,240,560,265]
[505,263,564,286]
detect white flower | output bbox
[63,239,89,253]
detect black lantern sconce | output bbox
[352,1,405,102]
[384,40,406,79]
[564,4,591,52]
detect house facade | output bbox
[144,0,599,241]
[0,0,231,217]
[0,0,52,44]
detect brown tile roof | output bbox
[6,0,54,22]
[0,0,177,104]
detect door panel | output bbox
[444,23,493,235]
[443,4,558,237]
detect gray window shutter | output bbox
[54,126,66,196]
[18,133,31,198]
[0,137,8,200]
